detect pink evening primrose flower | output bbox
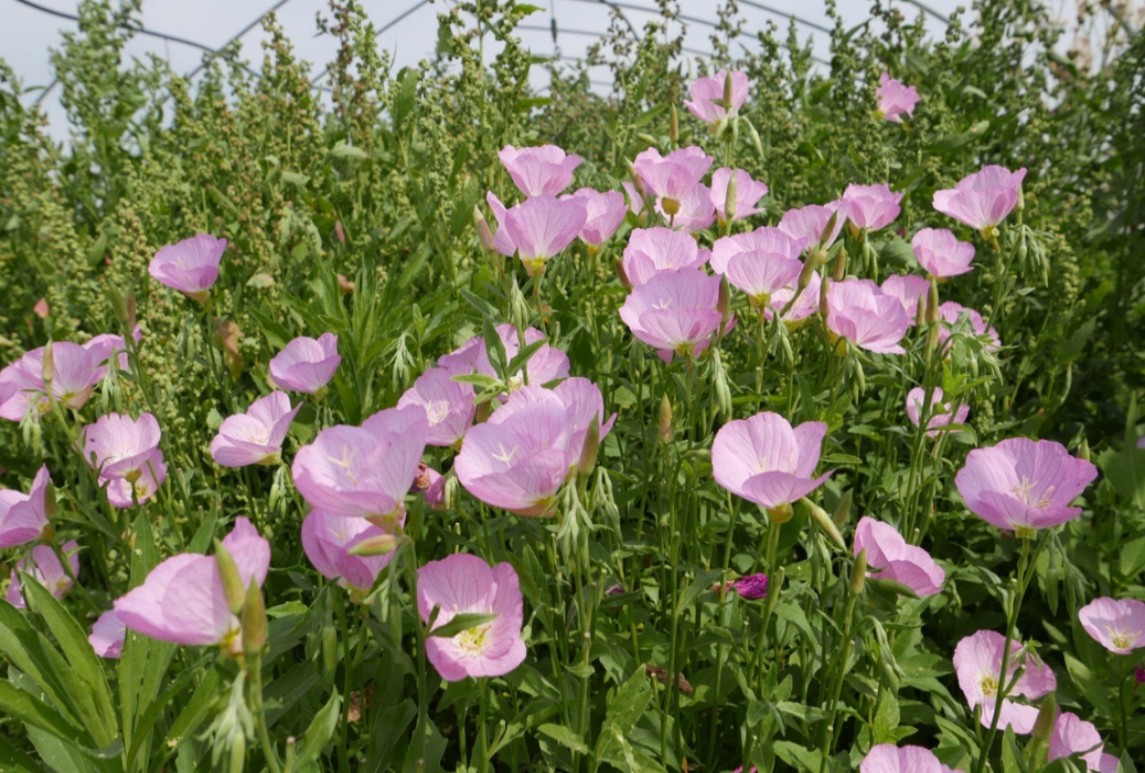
[853,517,945,597]
[566,188,627,247]
[411,463,447,510]
[938,302,1000,352]
[438,323,570,392]
[80,412,161,480]
[826,279,913,354]
[881,275,930,321]
[485,192,519,257]
[619,268,724,363]
[777,202,844,253]
[6,540,80,608]
[398,367,476,448]
[621,228,710,287]
[211,391,301,467]
[632,147,714,213]
[0,465,51,548]
[622,181,645,217]
[497,144,583,197]
[114,518,270,650]
[933,166,1027,233]
[710,168,768,223]
[912,228,975,278]
[417,553,526,682]
[711,228,802,307]
[504,194,588,276]
[655,183,716,232]
[0,343,103,420]
[455,380,614,516]
[767,270,822,325]
[1078,597,1145,655]
[89,609,126,659]
[861,744,959,773]
[683,69,749,126]
[301,509,399,598]
[953,629,1056,734]
[83,327,141,376]
[1049,712,1120,773]
[876,73,921,123]
[712,412,831,512]
[906,387,970,436]
[955,437,1098,534]
[148,233,227,302]
[709,228,800,275]
[269,333,341,395]
[104,448,167,509]
[291,405,429,525]
[841,183,903,232]
[730,573,768,600]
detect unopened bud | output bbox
[850,549,868,593]
[832,246,847,281]
[833,490,852,528]
[1077,437,1091,462]
[915,295,926,328]
[215,540,247,615]
[926,279,940,326]
[474,205,496,252]
[41,342,54,385]
[717,275,731,323]
[819,277,831,317]
[670,106,679,145]
[1032,694,1057,740]
[723,70,734,107]
[724,172,738,223]
[797,259,817,292]
[819,211,840,249]
[628,165,646,196]
[712,351,732,420]
[658,394,673,444]
[348,534,399,557]
[806,500,846,550]
[927,320,941,355]
[241,580,267,655]
[577,416,601,475]
[322,623,338,676]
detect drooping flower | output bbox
[912,228,975,278]
[655,183,716,232]
[455,381,613,516]
[301,509,399,598]
[860,744,954,773]
[0,465,51,548]
[853,517,944,597]
[398,368,476,448]
[826,279,913,354]
[881,274,930,320]
[114,518,270,650]
[730,573,768,600]
[632,147,714,215]
[291,405,429,525]
[955,437,1098,534]
[619,268,724,362]
[89,609,126,659]
[503,194,588,276]
[80,412,161,480]
[683,69,749,126]
[438,323,569,392]
[777,202,844,253]
[566,188,627,247]
[937,302,1000,352]
[269,333,341,395]
[710,168,768,223]
[6,540,80,609]
[1078,597,1145,655]
[933,166,1027,233]
[417,553,526,682]
[953,629,1056,733]
[498,144,583,197]
[876,73,921,123]
[104,448,167,509]
[1049,712,1120,772]
[841,183,903,231]
[767,269,821,325]
[712,412,831,511]
[211,391,300,467]
[906,387,970,436]
[621,228,709,287]
[148,233,227,302]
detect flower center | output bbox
[1111,630,1133,650]
[425,400,451,426]
[1011,476,1054,509]
[507,375,524,393]
[979,674,999,697]
[456,623,493,655]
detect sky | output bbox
[1,0,1061,139]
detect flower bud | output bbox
[724,172,738,223]
[717,275,731,323]
[807,500,846,549]
[915,295,926,328]
[41,342,53,386]
[832,246,847,281]
[348,533,400,557]
[241,580,267,655]
[819,276,831,317]
[850,549,868,593]
[832,490,852,528]
[723,70,735,108]
[797,259,817,293]
[215,540,247,615]
[1032,693,1057,741]
[926,279,940,326]
[322,623,338,677]
[1078,437,1091,462]
[658,394,673,444]
[473,205,496,253]
[577,416,601,475]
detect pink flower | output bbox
[778,202,844,253]
[712,412,830,510]
[683,69,749,125]
[730,573,768,600]
[710,228,799,274]
[621,181,645,216]
[498,144,582,197]
[711,228,801,306]
[0,343,105,420]
[622,228,709,287]
[89,609,126,659]
[566,188,627,247]
[826,279,912,354]
[83,328,141,375]
[1049,712,1119,772]
[841,183,903,231]
[438,324,569,391]
[6,540,80,609]
[877,73,921,123]
[953,629,1056,733]
[906,387,970,436]
[0,465,51,548]
[655,183,715,232]
[933,166,1027,232]
[104,448,167,509]
[767,270,822,324]
[148,233,226,301]
[1078,597,1145,655]
[955,437,1098,533]
[291,405,429,523]
[861,744,954,773]
[398,368,476,448]
[710,168,768,223]
[211,391,300,467]
[632,147,714,209]
[619,269,723,362]
[80,412,161,480]
[485,192,519,257]
[504,195,588,275]
[114,518,270,649]
[938,302,1000,352]
[881,275,930,320]
[301,510,398,596]
[269,333,341,394]
[411,463,447,510]
[455,381,613,516]
[853,517,944,597]
[417,553,526,682]
[912,228,975,278]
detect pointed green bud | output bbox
[577,415,601,475]
[723,70,734,108]
[659,394,673,444]
[850,549,868,594]
[718,275,731,323]
[473,205,496,253]
[724,171,738,223]
[41,342,53,385]
[1032,693,1057,740]
[215,540,247,615]
[241,580,267,655]
[322,623,338,677]
[832,246,847,281]
[348,533,400,557]
[926,279,940,326]
[806,500,846,550]
[832,490,853,528]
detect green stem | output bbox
[249,656,283,773]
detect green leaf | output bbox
[0,679,85,741]
[537,723,589,755]
[0,726,44,771]
[427,612,497,639]
[295,690,342,766]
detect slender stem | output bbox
[819,572,859,769]
[249,656,283,773]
